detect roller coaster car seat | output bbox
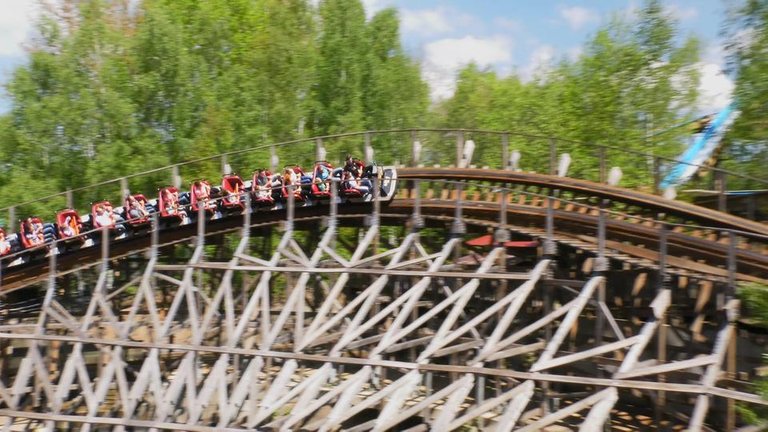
[158,187,185,220]
[310,161,334,198]
[20,216,53,249]
[124,194,151,226]
[221,175,245,209]
[18,216,56,249]
[190,180,217,213]
[0,228,12,256]
[91,200,119,229]
[281,166,306,201]
[343,157,366,177]
[251,170,276,205]
[56,208,83,240]
[339,171,368,199]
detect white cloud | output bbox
[422,36,513,100]
[400,7,479,38]
[692,42,734,112]
[697,62,734,112]
[667,4,699,21]
[521,44,555,81]
[558,5,598,31]
[567,45,583,61]
[361,0,394,19]
[400,7,452,37]
[0,0,40,57]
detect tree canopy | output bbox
[3,0,764,216]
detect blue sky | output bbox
[0,0,735,112]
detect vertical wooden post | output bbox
[410,130,418,166]
[243,193,251,237]
[7,206,15,234]
[412,179,423,230]
[151,212,159,259]
[371,176,380,228]
[329,178,338,229]
[653,157,661,195]
[197,203,206,248]
[221,154,229,175]
[727,231,736,299]
[364,132,373,163]
[172,165,181,189]
[452,182,465,236]
[496,189,509,243]
[120,177,129,199]
[66,190,74,209]
[286,184,295,232]
[726,334,737,432]
[101,226,109,274]
[270,144,278,174]
[656,223,668,424]
[658,223,668,290]
[597,201,607,266]
[315,138,325,162]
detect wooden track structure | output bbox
[0,167,766,430]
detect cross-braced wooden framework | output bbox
[0,186,764,431]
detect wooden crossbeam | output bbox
[517,388,616,432]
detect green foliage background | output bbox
[0,0,765,215]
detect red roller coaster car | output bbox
[91,200,119,230]
[281,165,305,202]
[158,186,186,222]
[124,194,151,226]
[310,161,334,199]
[56,208,83,240]
[221,174,245,210]
[0,228,12,256]
[251,169,275,206]
[190,180,217,214]
[19,217,46,249]
[339,170,369,199]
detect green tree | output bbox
[311,0,368,135]
[362,8,429,163]
[738,282,768,423]
[722,0,768,188]
[436,0,701,185]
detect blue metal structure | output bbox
[660,104,739,191]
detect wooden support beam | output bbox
[689,320,737,432]
[447,380,535,430]
[517,388,616,432]
[531,276,602,371]
[532,336,640,372]
[614,355,716,380]
[579,387,619,432]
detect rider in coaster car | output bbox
[226,179,241,204]
[94,205,114,227]
[342,170,370,195]
[315,165,331,191]
[344,155,361,178]
[162,189,189,222]
[283,168,300,188]
[62,215,79,237]
[193,181,211,202]
[127,195,149,220]
[255,170,272,199]
[0,230,11,254]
